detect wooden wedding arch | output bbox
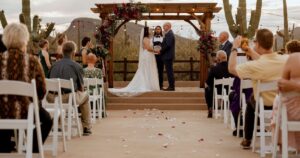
[91,2,221,88]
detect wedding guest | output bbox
[205,50,231,118]
[0,34,6,53]
[228,29,289,149]
[79,37,92,68]
[218,31,233,58]
[271,40,300,150]
[38,39,51,77]
[84,53,102,79]
[285,40,300,54]
[0,23,53,153]
[153,26,164,90]
[48,41,92,136]
[56,33,67,60]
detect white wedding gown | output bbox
[108,29,160,97]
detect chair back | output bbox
[0,79,44,158]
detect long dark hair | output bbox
[143,27,149,38]
[154,26,163,36]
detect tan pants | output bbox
[47,92,91,129]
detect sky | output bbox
[0,0,299,39]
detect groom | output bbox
[156,22,175,91]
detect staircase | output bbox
[106,81,207,110]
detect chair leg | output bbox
[74,106,82,137]
[18,130,24,153]
[52,109,58,157]
[260,113,266,157]
[67,106,72,140]
[25,127,33,158]
[60,110,67,152]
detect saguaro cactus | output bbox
[223,0,262,39]
[283,0,289,46]
[0,0,55,53]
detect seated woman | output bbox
[273,40,300,151]
[84,53,102,79]
[83,53,105,117]
[0,23,53,153]
[38,39,51,77]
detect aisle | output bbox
[56,110,259,158]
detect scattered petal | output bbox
[182,121,186,124]
[125,151,131,154]
[123,144,128,148]
[133,111,136,114]
[215,154,220,157]
[163,143,168,148]
[122,139,126,142]
[192,150,197,153]
[171,126,176,128]
[198,138,204,142]
[158,133,163,136]
[123,116,127,118]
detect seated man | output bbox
[48,41,92,136]
[205,50,232,118]
[228,29,289,149]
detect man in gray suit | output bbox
[156,22,175,91]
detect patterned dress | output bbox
[0,51,46,119]
[83,67,103,95]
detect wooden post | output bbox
[123,57,127,81]
[190,57,193,80]
[108,37,114,88]
[199,12,213,88]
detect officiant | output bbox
[153,26,164,90]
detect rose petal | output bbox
[158,133,163,136]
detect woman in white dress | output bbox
[108,27,160,96]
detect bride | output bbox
[108,27,160,97]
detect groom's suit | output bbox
[160,29,175,89]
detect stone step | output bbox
[107,103,207,110]
[107,91,204,97]
[113,81,200,87]
[107,97,205,104]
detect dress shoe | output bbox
[163,87,175,91]
[207,108,213,118]
[83,128,92,136]
[240,139,251,149]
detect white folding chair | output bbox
[272,92,300,158]
[42,79,67,156]
[98,78,106,118]
[237,79,253,138]
[0,80,44,158]
[221,77,234,127]
[84,78,104,123]
[213,78,224,119]
[59,79,82,140]
[252,80,277,157]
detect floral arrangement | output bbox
[94,1,148,58]
[197,32,218,56]
[113,2,148,20]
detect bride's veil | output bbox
[138,27,144,68]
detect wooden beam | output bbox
[184,19,201,36]
[91,3,222,14]
[141,15,203,20]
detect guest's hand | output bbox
[232,36,242,49]
[278,79,296,92]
